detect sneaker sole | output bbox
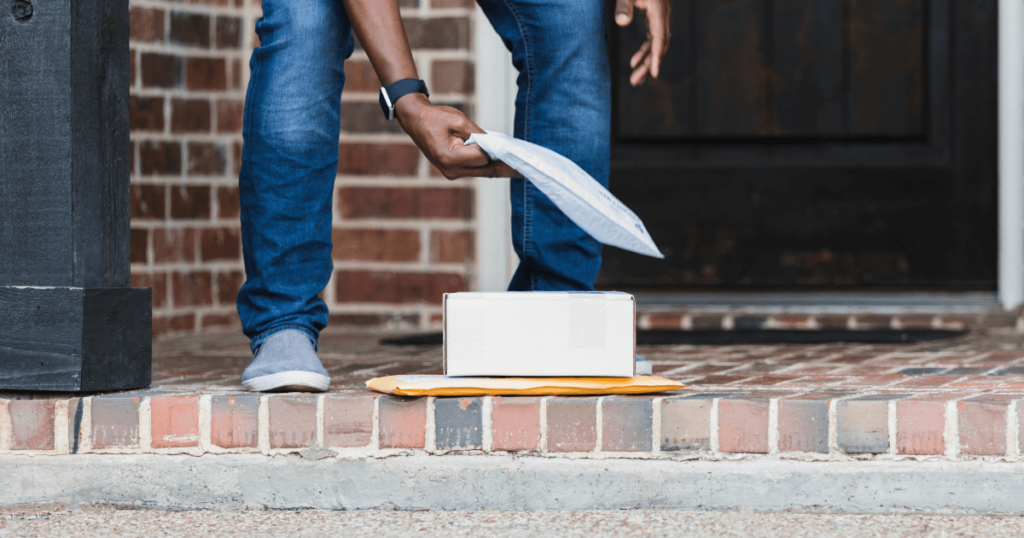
[242,371,330,392]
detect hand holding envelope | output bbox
[466,132,665,259]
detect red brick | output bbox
[217,271,244,305]
[958,400,1009,456]
[338,187,473,219]
[895,400,946,455]
[216,100,244,133]
[170,185,211,219]
[232,141,242,175]
[332,229,420,262]
[132,272,169,309]
[172,271,213,306]
[490,397,541,452]
[378,396,426,449]
[218,186,240,218]
[141,53,183,88]
[403,17,470,49]
[328,313,420,329]
[546,397,597,452]
[896,315,936,330]
[130,229,148,263]
[341,102,404,134]
[188,142,224,175]
[646,313,684,330]
[186,58,227,91]
[130,52,136,86]
[9,400,55,451]
[601,397,652,452]
[660,397,711,451]
[853,315,893,329]
[169,12,210,48]
[342,60,380,93]
[429,0,472,7]
[337,143,420,176]
[200,227,241,261]
[201,312,239,328]
[171,99,211,133]
[431,60,474,93]
[231,58,243,89]
[718,398,770,453]
[150,396,199,448]
[769,314,814,329]
[324,394,375,448]
[430,231,473,263]
[130,96,164,131]
[131,184,166,219]
[139,141,182,175]
[816,315,851,329]
[269,395,317,449]
[152,228,196,263]
[211,394,259,448]
[334,271,465,304]
[91,396,141,449]
[215,16,241,49]
[129,7,164,42]
[777,396,829,453]
[690,315,724,330]
[152,313,196,336]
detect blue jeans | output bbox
[237,0,611,349]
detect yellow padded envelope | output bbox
[366,375,684,397]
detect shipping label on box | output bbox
[443,291,636,377]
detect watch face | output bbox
[379,89,393,120]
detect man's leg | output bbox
[477,0,611,291]
[236,0,353,388]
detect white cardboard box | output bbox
[443,291,635,377]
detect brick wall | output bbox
[129,0,479,338]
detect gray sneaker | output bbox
[242,329,330,392]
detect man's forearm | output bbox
[343,0,418,86]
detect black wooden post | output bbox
[1,0,151,390]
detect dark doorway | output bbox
[598,0,997,290]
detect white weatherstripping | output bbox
[473,4,518,292]
[1000,0,1024,310]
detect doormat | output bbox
[380,329,967,346]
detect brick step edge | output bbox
[2,393,1023,459]
[636,312,1024,331]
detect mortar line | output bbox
[0,400,11,453]
[595,397,604,454]
[768,398,780,455]
[81,397,93,453]
[371,396,380,451]
[539,397,549,453]
[710,398,720,455]
[140,397,153,452]
[316,395,325,448]
[198,395,212,453]
[651,397,663,455]
[1010,400,1021,459]
[482,397,493,452]
[54,400,70,455]
[887,399,897,455]
[945,400,959,459]
[425,397,436,452]
[258,395,270,454]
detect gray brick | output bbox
[837,399,889,453]
[602,397,653,452]
[434,398,482,450]
[661,397,712,451]
[91,396,140,449]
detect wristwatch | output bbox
[379,79,430,120]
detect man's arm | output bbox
[343,0,515,179]
[615,0,672,87]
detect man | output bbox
[236,0,671,392]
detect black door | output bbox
[598,0,997,290]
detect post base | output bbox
[0,287,151,391]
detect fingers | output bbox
[440,161,523,180]
[442,142,492,170]
[645,2,668,79]
[615,0,634,26]
[630,39,652,69]
[630,60,650,87]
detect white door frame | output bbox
[473,6,518,291]
[1000,0,1024,310]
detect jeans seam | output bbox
[499,0,535,289]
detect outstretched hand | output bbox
[395,94,521,180]
[615,0,671,86]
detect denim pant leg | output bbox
[477,0,612,292]
[236,0,354,350]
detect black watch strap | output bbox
[379,79,429,121]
